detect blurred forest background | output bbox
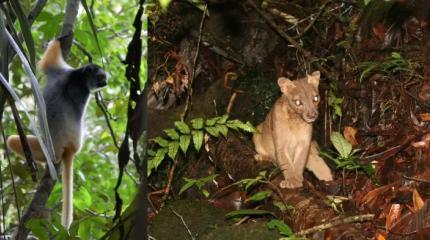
[1,0,146,239]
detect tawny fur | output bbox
[37,41,71,73]
[253,71,333,188]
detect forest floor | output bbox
[146,0,430,239]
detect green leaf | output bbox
[242,121,256,132]
[267,219,293,236]
[164,129,179,140]
[217,124,229,137]
[202,189,210,197]
[391,52,401,59]
[226,120,256,132]
[168,141,180,159]
[273,201,287,212]
[206,118,217,126]
[190,118,204,129]
[74,186,93,211]
[217,114,229,124]
[205,126,220,137]
[330,132,352,158]
[247,190,272,202]
[186,0,209,16]
[150,148,168,173]
[192,130,204,151]
[179,135,191,153]
[152,137,169,147]
[26,219,49,240]
[175,121,191,134]
[225,209,274,219]
[159,0,173,9]
[80,0,104,57]
[179,179,196,195]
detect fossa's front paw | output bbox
[254,154,271,162]
[279,176,303,189]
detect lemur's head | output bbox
[81,63,107,92]
[277,71,321,123]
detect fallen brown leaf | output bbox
[386,203,402,230]
[412,189,425,213]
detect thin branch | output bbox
[246,0,335,79]
[27,0,48,25]
[246,0,306,55]
[181,5,207,121]
[73,40,93,62]
[299,0,331,37]
[296,214,375,236]
[171,208,196,240]
[0,114,22,221]
[95,92,120,149]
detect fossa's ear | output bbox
[278,77,295,94]
[307,71,320,88]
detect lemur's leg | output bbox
[6,135,46,162]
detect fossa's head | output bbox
[277,71,321,123]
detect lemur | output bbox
[6,39,107,230]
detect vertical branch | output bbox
[180,5,207,121]
[59,0,80,59]
[114,1,146,240]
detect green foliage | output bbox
[179,174,218,197]
[26,218,69,240]
[267,220,297,239]
[246,190,272,203]
[328,90,343,118]
[325,195,349,213]
[148,115,255,176]
[2,0,144,238]
[321,132,374,177]
[225,209,275,219]
[236,171,268,191]
[356,52,420,82]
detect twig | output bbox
[95,92,120,149]
[247,0,335,80]
[27,0,48,24]
[246,0,307,55]
[0,121,21,221]
[181,5,207,121]
[299,0,331,37]
[403,175,430,184]
[295,214,375,236]
[171,208,196,240]
[148,159,178,199]
[226,92,238,114]
[73,40,93,62]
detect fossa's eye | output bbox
[295,100,302,106]
[313,96,319,102]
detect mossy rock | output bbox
[149,200,228,240]
[201,222,282,240]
